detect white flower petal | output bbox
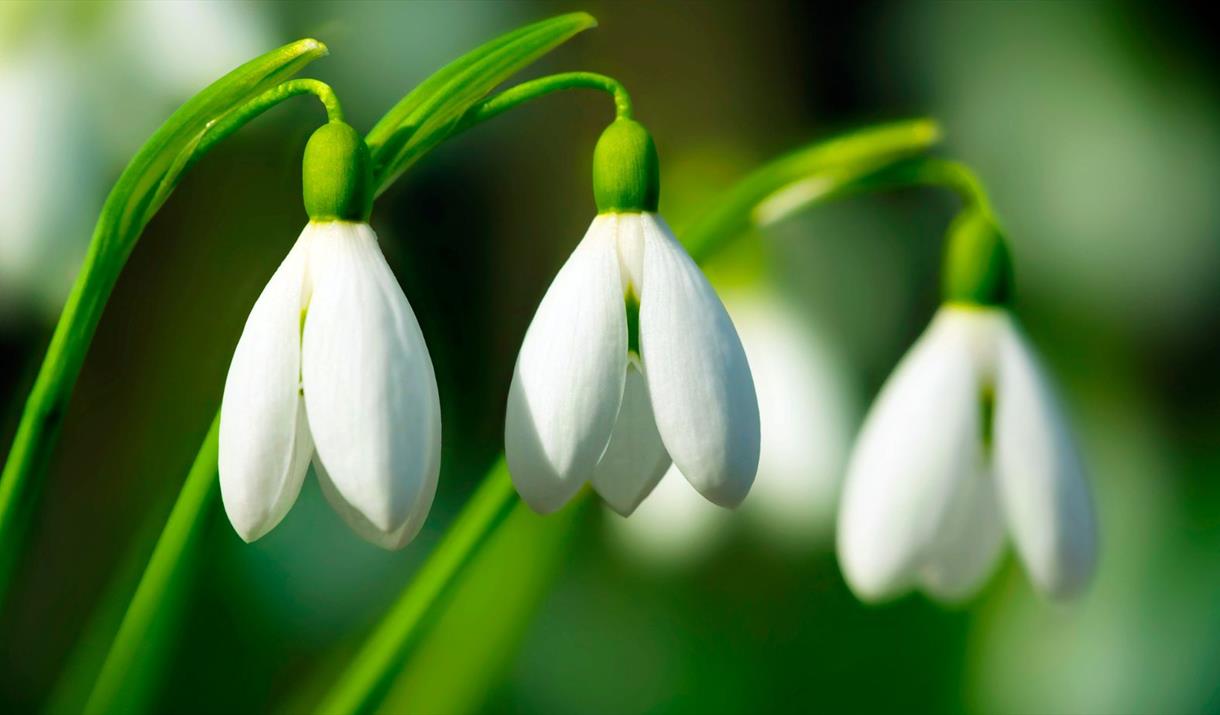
[836,307,990,602]
[918,465,1006,603]
[219,227,315,542]
[994,317,1097,598]
[638,214,759,507]
[302,222,441,549]
[591,361,672,516]
[505,215,628,513]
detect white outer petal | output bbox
[591,361,672,517]
[836,307,990,602]
[638,214,760,507]
[918,465,1006,603]
[994,317,1097,598]
[219,227,315,542]
[505,216,627,513]
[302,222,441,549]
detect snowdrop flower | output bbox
[837,211,1097,602]
[220,122,441,549]
[506,118,760,516]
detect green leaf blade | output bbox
[367,12,597,192]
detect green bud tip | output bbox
[302,121,373,222]
[592,118,660,214]
[941,209,1014,306]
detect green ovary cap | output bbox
[593,118,660,214]
[941,209,1014,306]
[303,121,374,222]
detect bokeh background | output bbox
[3,2,1220,713]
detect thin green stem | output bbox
[316,461,519,715]
[681,118,943,262]
[82,414,220,715]
[834,155,993,217]
[193,79,345,162]
[459,71,633,128]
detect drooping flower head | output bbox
[506,118,760,516]
[219,121,441,549]
[837,210,1097,602]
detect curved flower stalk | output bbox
[837,210,1097,603]
[506,118,761,515]
[219,122,441,548]
[607,288,856,565]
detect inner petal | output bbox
[615,213,646,297]
[590,358,672,516]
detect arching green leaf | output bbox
[367,12,597,193]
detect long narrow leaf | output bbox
[0,38,329,605]
[367,12,597,192]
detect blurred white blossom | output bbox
[606,287,856,566]
[0,1,270,325]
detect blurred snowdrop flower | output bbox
[607,288,856,566]
[606,464,733,568]
[220,123,441,549]
[506,119,760,516]
[837,212,1097,603]
[0,33,94,322]
[114,0,271,97]
[730,291,855,547]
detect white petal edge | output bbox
[218,226,315,542]
[638,214,760,507]
[505,215,628,513]
[836,307,991,602]
[302,222,441,548]
[591,360,672,516]
[994,317,1097,598]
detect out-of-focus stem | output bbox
[82,415,220,715]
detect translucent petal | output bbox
[994,317,1097,598]
[219,226,315,542]
[836,308,988,602]
[638,214,759,507]
[505,216,627,513]
[591,361,672,516]
[919,465,1006,603]
[302,222,441,548]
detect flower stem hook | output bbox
[460,71,635,127]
